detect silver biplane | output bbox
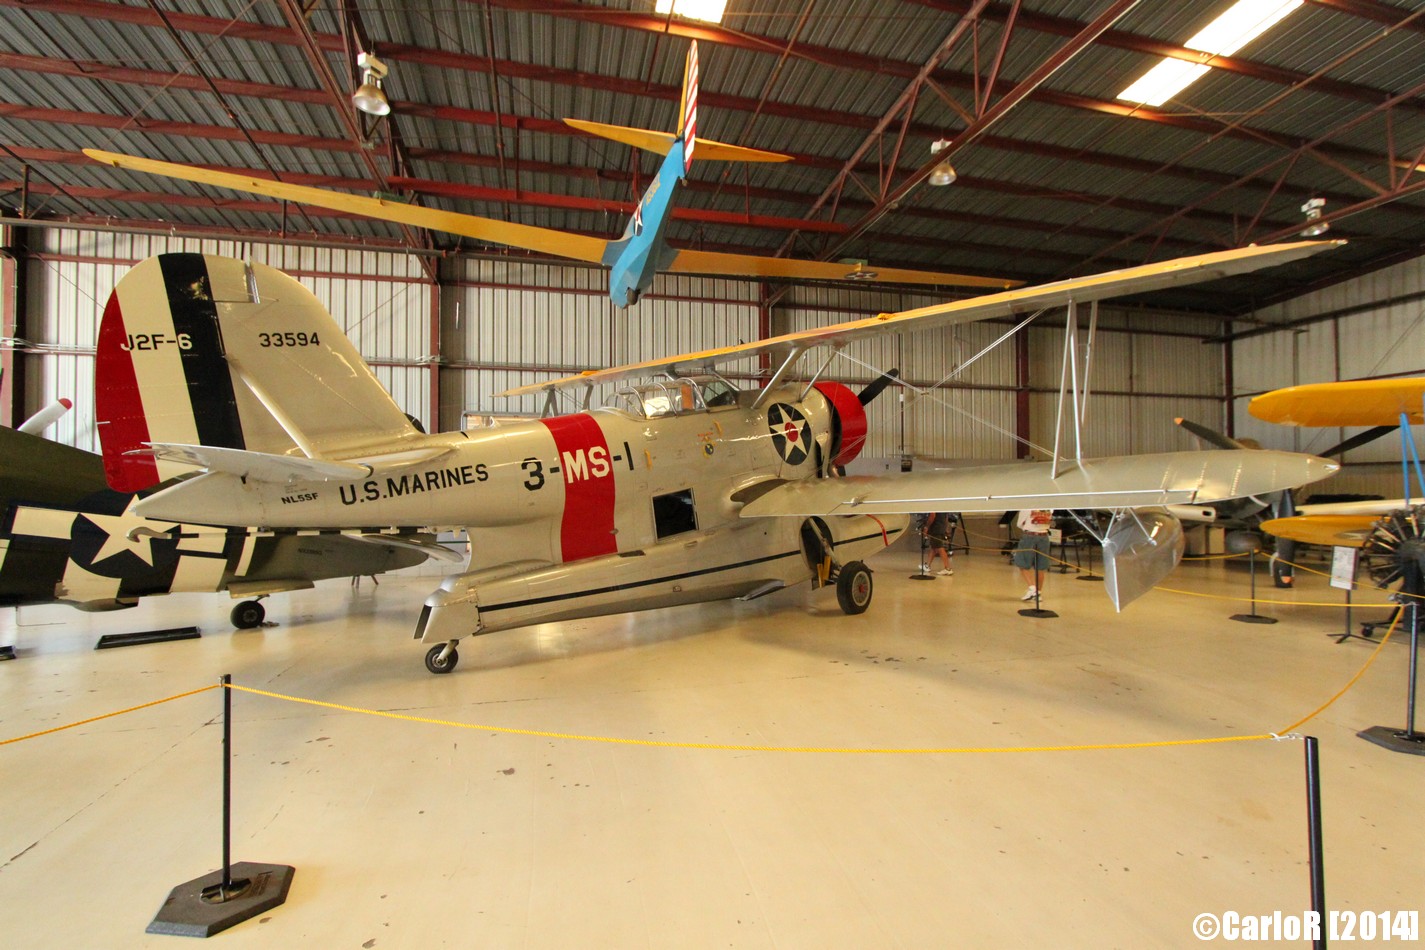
[94,245,1339,673]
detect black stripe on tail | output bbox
[158,254,246,450]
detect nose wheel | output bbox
[424,642,460,674]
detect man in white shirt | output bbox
[1013,509,1053,601]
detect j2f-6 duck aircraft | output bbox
[83,42,1018,308]
[94,244,1340,674]
[0,423,449,630]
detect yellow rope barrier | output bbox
[1277,611,1401,735]
[225,684,1277,754]
[0,684,218,747]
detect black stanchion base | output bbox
[96,626,200,650]
[1357,726,1425,757]
[147,862,295,937]
[1230,613,1278,625]
[1076,575,1104,582]
[1018,608,1059,618]
[0,645,15,660]
[908,573,936,581]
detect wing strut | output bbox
[752,346,808,410]
[1050,300,1099,479]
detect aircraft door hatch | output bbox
[800,517,836,589]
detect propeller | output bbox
[858,368,901,406]
[1318,424,1398,458]
[1175,417,1250,451]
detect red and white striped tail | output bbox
[680,41,699,173]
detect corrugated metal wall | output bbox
[1231,256,1425,499]
[19,230,434,452]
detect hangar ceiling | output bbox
[1,0,1423,316]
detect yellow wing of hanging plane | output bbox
[562,120,793,163]
[1249,377,1425,426]
[83,148,1016,290]
[1259,515,1378,547]
[83,148,611,263]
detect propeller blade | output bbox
[858,369,901,406]
[1175,417,1249,451]
[1318,424,1397,458]
[17,397,72,435]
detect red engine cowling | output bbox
[811,381,869,468]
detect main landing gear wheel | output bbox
[836,561,873,615]
[230,600,265,629]
[425,643,459,674]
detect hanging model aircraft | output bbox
[82,42,1018,307]
[0,422,449,630]
[92,243,1339,673]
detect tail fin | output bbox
[678,40,699,172]
[96,253,419,492]
[561,41,789,165]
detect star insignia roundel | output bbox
[766,403,812,465]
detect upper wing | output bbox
[501,240,1341,398]
[83,149,610,265]
[665,249,1019,289]
[738,449,1338,518]
[1249,377,1425,427]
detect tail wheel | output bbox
[424,644,459,674]
[230,600,265,629]
[836,561,873,615]
[1361,506,1425,596]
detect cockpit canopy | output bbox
[608,375,742,419]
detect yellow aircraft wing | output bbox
[665,249,1018,289]
[1260,514,1377,547]
[85,148,1014,292]
[83,148,611,264]
[1249,377,1425,427]
[501,240,1342,397]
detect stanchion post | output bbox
[147,675,296,937]
[1303,736,1327,950]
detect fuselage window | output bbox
[652,489,698,539]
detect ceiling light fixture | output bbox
[352,51,391,117]
[655,0,727,25]
[1300,197,1328,237]
[928,139,957,187]
[1117,0,1303,107]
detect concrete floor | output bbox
[2,524,1421,948]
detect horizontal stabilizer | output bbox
[143,442,453,484]
[143,443,372,482]
[737,449,1338,518]
[563,119,792,163]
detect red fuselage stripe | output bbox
[94,292,159,492]
[539,414,619,563]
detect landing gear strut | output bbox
[230,599,266,629]
[836,561,873,615]
[425,641,460,674]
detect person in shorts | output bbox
[1013,509,1053,601]
[923,512,954,575]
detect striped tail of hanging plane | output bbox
[95,253,422,492]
